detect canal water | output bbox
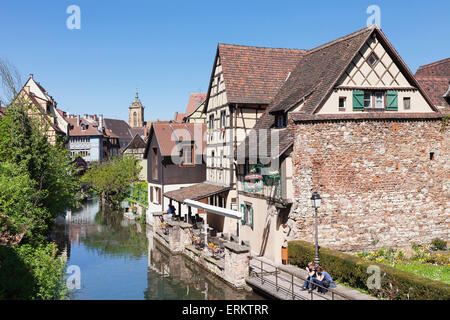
[52,198,263,300]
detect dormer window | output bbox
[367,52,379,67]
[275,114,287,128]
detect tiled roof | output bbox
[164,183,230,203]
[150,122,206,157]
[123,134,147,151]
[103,118,133,140]
[175,113,186,122]
[212,44,307,106]
[415,58,450,114]
[239,26,442,158]
[186,93,207,115]
[144,121,206,157]
[67,117,103,136]
[269,26,374,115]
[130,126,146,138]
[416,58,450,77]
[25,92,65,134]
[238,27,374,158]
[415,77,449,111]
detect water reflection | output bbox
[52,198,263,300]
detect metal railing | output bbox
[248,256,353,300]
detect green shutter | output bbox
[250,207,254,228]
[353,90,364,111]
[240,204,246,224]
[386,91,398,111]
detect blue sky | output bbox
[1,0,448,122]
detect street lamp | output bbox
[311,192,322,268]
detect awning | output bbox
[164,182,230,203]
[184,199,242,220]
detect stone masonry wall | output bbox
[288,119,449,252]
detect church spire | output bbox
[135,88,139,101]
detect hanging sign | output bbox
[244,174,263,192]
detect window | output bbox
[275,114,287,128]
[152,147,158,180]
[339,97,346,110]
[211,151,215,167]
[155,187,161,205]
[240,203,254,228]
[354,90,398,111]
[364,91,372,108]
[403,97,411,110]
[367,52,379,67]
[374,92,384,108]
[220,111,226,128]
[209,114,214,130]
[150,186,153,203]
[182,144,194,165]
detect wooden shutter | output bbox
[352,90,364,111]
[250,206,254,228]
[386,91,398,111]
[150,186,153,203]
[240,204,246,224]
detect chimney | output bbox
[29,74,34,79]
[99,114,104,131]
[76,115,80,127]
[144,126,147,137]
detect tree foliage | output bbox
[0,99,78,299]
[0,103,79,244]
[81,155,141,207]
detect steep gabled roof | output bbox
[415,58,450,113]
[239,26,441,159]
[203,44,306,112]
[269,27,375,115]
[123,134,147,152]
[144,122,206,158]
[416,58,450,77]
[186,93,207,115]
[103,118,132,140]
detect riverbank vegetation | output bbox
[81,155,141,208]
[288,240,450,300]
[0,73,79,299]
[358,240,450,284]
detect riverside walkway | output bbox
[246,255,377,300]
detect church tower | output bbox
[128,89,144,127]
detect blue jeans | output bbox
[312,278,328,293]
[303,277,314,289]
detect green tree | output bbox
[0,103,79,243]
[81,155,141,207]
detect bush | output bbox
[288,241,450,300]
[431,238,447,251]
[0,242,67,299]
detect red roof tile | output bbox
[148,122,206,157]
[416,58,450,77]
[186,93,207,115]
[212,44,307,106]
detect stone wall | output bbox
[288,118,449,252]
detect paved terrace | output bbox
[247,255,377,300]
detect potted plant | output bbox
[131,205,137,215]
